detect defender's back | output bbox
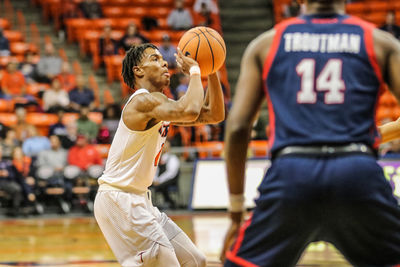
[264,14,383,153]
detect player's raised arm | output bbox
[374,29,400,143]
[220,30,273,262]
[172,72,225,126]
[123,48,205,131]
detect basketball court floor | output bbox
[0,212,351,267]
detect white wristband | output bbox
[189,65,201,76]
[228,194,245,212]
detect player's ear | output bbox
[133,66,144,78]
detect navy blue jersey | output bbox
[263,14,384,153]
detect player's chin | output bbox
[163,77,170,86]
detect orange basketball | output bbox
[178,26,226,77]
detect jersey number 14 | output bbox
[296,59,345,104]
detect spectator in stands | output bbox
[64,134,103,181]
[43,79,70,113]
[36,135,68,190]
[0,27,10,56]
[14,107,31,142]
[79,0,103,19]
[152,140,180,209]
[0,145,23,216]
[167,0,193,30]
[119,23,149,52]
[0,122,9,140]
[158,34,177,69]
[56,62,76,92]
[283,0,301,18]
[101,104,120,141]
[76,106,99,143]
[1,61,26,97]
[19,52,37,84]
[193,0,218,14]
[69,75,95,111]
[22,125,51,158]
[194,2,214,27]
[62,122,78,149]
[99,24,119,58]
[380,10,400,40]
[176,73,190,99]
[49,109,67,137]
[36,44,63,84]
[2,129,18,160]
[12,146,36,206]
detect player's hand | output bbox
[220,211,243,263]
[175,48,199,75]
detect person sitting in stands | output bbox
[43,78,70,113]
[56,61,76,92]
[0,146,23,216]
[68,75,95,112]
[76,106,99,143]
[152,141,181,209]
[167,0,193,30]
[79,0,103,19]
[36,44,62,84]
[18,52,38,84]
[22,125,51,158]
[99,24,119,58]
[158,34,177,69]
[119,23,149,52]
[0,27,10,56]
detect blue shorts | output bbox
[224,154,400,267]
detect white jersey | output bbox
[98,89,170,192]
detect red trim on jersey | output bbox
[311,18,338,24]
[262,17,305,150]
[225,215,258,267]
[226,251,259,267]
[343,16,384,148]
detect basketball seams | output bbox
[195,34,200,61]
[197,28,215,73]
[204,28,226,55]
[181,32,200,52]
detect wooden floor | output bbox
[0,212,350,267]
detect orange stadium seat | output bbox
[3,31,24,43]
[249,140,269,157]
[26,83,50,96]
[112,18,142,31]
[148,7,172,18]
[62,112,103,125]
[65,18,91,43]
[195,141,224,158]
[9,42,30,56]
[346,2,367,15]
[152,0,175,7]
[0,99,14,113]
[0,18,11,30]
[102,6,125,18]
[367,1,390,13]
[168,31,185,42]
[104,55,124,83]
[362,12,387,26]
[125,7,148,18]
[0,113,17,126]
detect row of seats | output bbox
[195,140,269,158]
[273,0,400,25]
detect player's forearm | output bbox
[178,73,204,115]
[379,118,400,143]
[225,121,251,195]
[205,73,225,123]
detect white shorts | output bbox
[94,188,182,266]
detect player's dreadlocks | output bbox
[121,43,158,89]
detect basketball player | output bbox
[221,0,400,266]
[94,43,224,266]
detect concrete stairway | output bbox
[219,0,274,94]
